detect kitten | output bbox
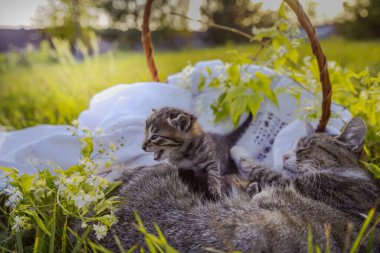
[94,118,380,253]
[142,107,252,197]
[92,116,379,252]
[231,117,380,220]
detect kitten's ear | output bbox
[304,121,314,136]
[169,113,192,132]
[337,117,367,153]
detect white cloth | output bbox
[0,60,351,186]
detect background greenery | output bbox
[1,37,379,130]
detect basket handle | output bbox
[141,0,332,132]
[142,0,160,82]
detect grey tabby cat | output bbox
[93,116,379,252]
[142,107,252,197]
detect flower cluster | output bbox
[1,132,121,244]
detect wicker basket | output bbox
[141,0,332,132]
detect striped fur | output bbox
[82,118,380,252]
[142,107,251,198]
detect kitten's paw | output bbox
[209,186,222,199]
[230,145,250,164]
[246,182,260,197]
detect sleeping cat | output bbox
[142,107,252,197]
[231,117,380,220]
[93,116,379,252]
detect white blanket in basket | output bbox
[0,60,351,186]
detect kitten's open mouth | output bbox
[153,150,164,160]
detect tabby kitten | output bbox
[90,116,379,252]
[142,107,251,197]
[231,117,379,221]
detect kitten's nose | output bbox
[142,143,147,151]
[283,154,290,161]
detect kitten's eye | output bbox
[151,135,159,141]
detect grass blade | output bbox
[49,203,57,253]
[16,232,24,253]
[33,235,39,253]
[308,225,314,253]
[349,208,375,253]
[62,217,68,253]
[113,234,126,253]
[72,227,91,253]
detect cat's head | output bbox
[142,107,203,161]
[282,117,368,178]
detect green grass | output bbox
[0,37,379,129]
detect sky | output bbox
[0,0,348,28]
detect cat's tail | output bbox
[226,113,253,145]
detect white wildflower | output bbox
[79,157,94,171]
[240,72,252,83]
[93,223,108,240]
[72,192,87,209]
[178,65,194,91]
[217,74,227,83]
[3,185,23,209]
[71,120,80,128]
[54,174,67,193]
[12,216,30,232]
[94,128,104,135]
[277,46,288,57]
[66,174,85,185]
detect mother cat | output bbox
[95,117,379,252]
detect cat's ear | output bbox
[169,113,192,132]
[337,117,367,153]
[304,121,314,136]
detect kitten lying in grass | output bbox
[94,116,379,252]
[142,107,251,198]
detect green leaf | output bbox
[104,181,122,195]
[278,2,288,19]
[227,64,240,86]
[272,37,281,50]
[230,96,248,127]
[247,94,263,117]
[288,49,299,64]
[24,210,51,237]
[81,136,94,158]
[198,74,206,92]
[362,162,380,180]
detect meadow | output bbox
[0,37,380,130]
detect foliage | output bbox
[187,3,380,160]
[96,0,189,31]
[307,208,380,253]
[34,0,99,45]
[0,127,121,252]
[200,0,276,44]
[337,0,380,39]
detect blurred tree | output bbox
[34,0,99,48]
[200,0,276,44]
[338,0,380,39]
[95,0,189,31]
